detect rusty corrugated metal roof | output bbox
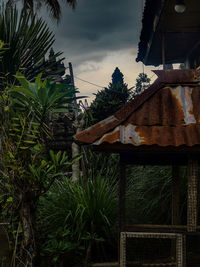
[75,69,200,149]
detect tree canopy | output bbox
[89,67,130,124]
[112,67,124,85]
[134,72,150,97]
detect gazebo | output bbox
[75,69,200,266]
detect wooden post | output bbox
[187,158,198,232]
[172,165,180,225]
[171,165,181,259]
[119,155,126,266]
[119,156,126,232]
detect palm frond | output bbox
[6,0,77,21]
[0,7,64,88]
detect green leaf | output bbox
[6,197,13,203]
[14,72,30,90]
[9,86,33,99]
[35,73,42,87]
[8,151,15,159]
[23,140,36,144]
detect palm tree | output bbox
[6,0,77,21]
[0,7,65,89]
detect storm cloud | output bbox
[44,0,143,68]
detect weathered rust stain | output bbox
[191,86,200,123]
[75,70,200,149]
[94,125,200,147]
[134,126,181,146]
[170,86,196,125]
[74,115,121,144]
[114,78,162,121]
[126,86,186,126]
[120,125,145,146]
[94,126,120,145]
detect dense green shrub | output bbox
[37,175,118,265]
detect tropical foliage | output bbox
[0,7,64,89]
[38,166,118,266]
[37,147,119,265]
[0,72,77,266]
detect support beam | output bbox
[171,165,181,259]
[119,157,126,232]
[187,158,198,232]
[119,156,126,266]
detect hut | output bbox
[75,0,200,266]
[75,69,200,266]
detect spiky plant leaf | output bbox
[0,7,64,89]
[6,0,77,21]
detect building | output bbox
[75,1,200,265]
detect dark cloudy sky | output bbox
[43,0,154,101]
